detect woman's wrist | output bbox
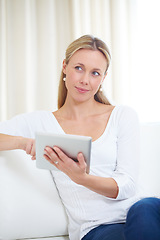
[75,173,90,186]
[0,134,25,151]
[16,136,27,150]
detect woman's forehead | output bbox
[68,49,107,69]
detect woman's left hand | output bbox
[44,146,119,198]
[44,146,88,184]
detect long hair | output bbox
[58,35,111,109]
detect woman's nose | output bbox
[79,73,89,85]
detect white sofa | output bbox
[0,123,160,240]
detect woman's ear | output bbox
[63,59,67,74]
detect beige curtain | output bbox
[0,0,136,121]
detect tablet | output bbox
[35,132,92,173]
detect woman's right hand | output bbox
[21,137,36,160]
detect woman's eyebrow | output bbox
[75,63,101,70]
[93,68,101,72]
[74,63,84,66]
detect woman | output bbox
[0,35,160,240]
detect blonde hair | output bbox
[58,35,111,109]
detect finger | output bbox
[31,155,36,160]
[53,147,69,162]
[43,153,59,168]
[77,152,87,168]
[44,146,57,158]
[30,142,36,158]
[44,147,60,164]
[26,144,32,155]
[43,153,51,161]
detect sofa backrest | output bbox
[139,123,160,197]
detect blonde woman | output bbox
[0,35,160,240]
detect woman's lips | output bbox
[75,86,89,93]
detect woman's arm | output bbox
[0,112,38,158]
[0,133,36,159]
[0,133,24,151]
[77,174,118,199]
[75,153,119,198]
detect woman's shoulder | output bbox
[112,105,139,126]
[114,105,138,116]
[98,103,136,115]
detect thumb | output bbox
[77,152,86,167]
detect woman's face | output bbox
[63,49,107,103]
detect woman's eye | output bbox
[75,66,82,71]
[92,71,100,76]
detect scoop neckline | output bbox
[48,106,118,144]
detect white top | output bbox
[0,105,141,240]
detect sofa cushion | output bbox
[0,150,68,240]
[22,237,69,240]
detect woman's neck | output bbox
[57,98,102,121]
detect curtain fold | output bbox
[0,0,136,121]
[0,0,7,121]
